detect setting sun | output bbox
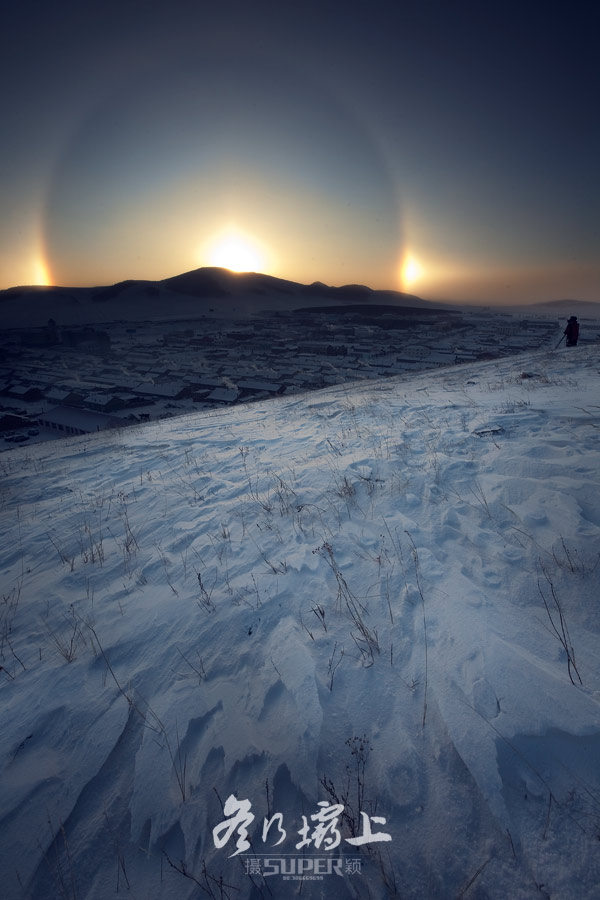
[204,228,270,273]
[401,254,423,288]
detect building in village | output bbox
[37,406,122,436]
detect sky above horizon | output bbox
[1,0,598,305]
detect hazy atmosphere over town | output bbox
[1,2,600,899]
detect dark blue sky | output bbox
[1,0,598,303]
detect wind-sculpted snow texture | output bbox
[1,346,599,899]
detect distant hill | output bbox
[161,267,430,306]
[162,268,301,298]
[521,298,600,317]
[533,298,600,310]
[0,267,440,328]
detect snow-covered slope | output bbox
[1,346,599,899]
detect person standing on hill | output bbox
[564,316,579,346]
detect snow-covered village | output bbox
[2,287,598,449]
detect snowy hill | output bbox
[1,346,599,899]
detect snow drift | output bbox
[1,345,599,899]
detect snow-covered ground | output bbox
[1,345,599,899]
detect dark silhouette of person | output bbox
[564,316,579,346]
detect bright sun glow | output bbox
[33,256,52,286]
[401,254,423,288]
[205,229,269,273]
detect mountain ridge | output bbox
[1,267,597,328]
[0,267,436,328]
